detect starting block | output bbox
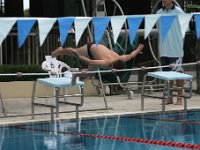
[31,77,84,122]
[141,71,193,112]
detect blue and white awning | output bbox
[38,18,57,46]
[0,18,16,45]
[0,13,199,47]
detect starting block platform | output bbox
[31,77,84,121]
[141,71,193,112]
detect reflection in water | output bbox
[0,110,200,150]
[44,136,57,150]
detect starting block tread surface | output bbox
[148,71,193,81]
[37,77,84,88]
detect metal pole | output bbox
[197,39,200,93]
[0,45,2,65]
[97,69,108,109]
[0,92,6,116]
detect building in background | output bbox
[0,0,23,16]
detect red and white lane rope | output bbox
[15,126,200,150]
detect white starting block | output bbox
[141,71,193,112]
[31,77,84,121]
[31,56,84,122]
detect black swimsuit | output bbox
[87,42,95,60]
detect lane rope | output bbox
[15,126,200,149]
[0,61,199,77]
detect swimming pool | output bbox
[1,110,200,150]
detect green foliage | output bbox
[0,65,47,82]
[187,4,200,9]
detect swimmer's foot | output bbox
[174,98,182,105]
[161,98,173,105]
[51,46,63,57]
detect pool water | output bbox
[1,110,200,150]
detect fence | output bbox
[0,27,87,68]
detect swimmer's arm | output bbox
[119,43,144,62]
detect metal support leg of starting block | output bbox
[0,92,6,116]
[141,71,193,112]
[97,69,108,109]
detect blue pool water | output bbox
[1,110,200,150]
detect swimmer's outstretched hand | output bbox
[137,43,144,52]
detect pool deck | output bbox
[0,91,200,125]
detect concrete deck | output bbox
[0,92,200,125]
